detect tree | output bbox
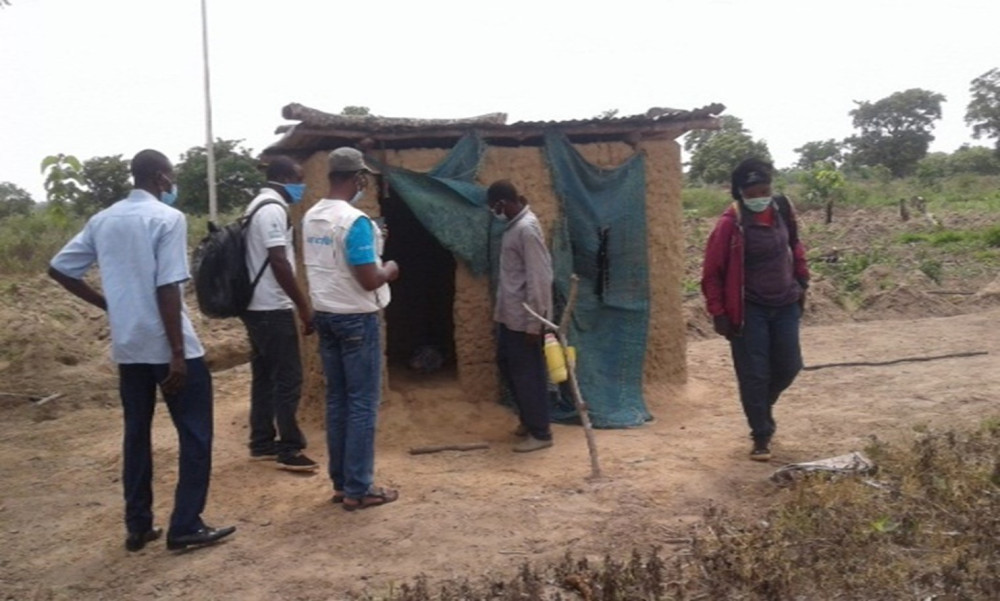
[77,155,131,215]
[949,144,1000,175]
[41,154,86,206]
[965,68,1000,155]
[595,108,619,119]
[683,115,747,154]
[794,139,843,170]
[686,125,771,184]
[0,182,34,219]
[175,139,264,215]
[844,88,946,177]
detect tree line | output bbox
[686,68,1000,183]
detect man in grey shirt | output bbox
[487,180,554,452]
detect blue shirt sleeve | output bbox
[50,222,97,278]
[154,212,191,286]
[345,216,377,266]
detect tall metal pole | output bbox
[200,0,218,222]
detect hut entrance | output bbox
[380,188,457,382]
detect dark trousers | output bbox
[118,358,213,538]
[729,302,803,442]
[497,324,551,441]
[241,310,306,459]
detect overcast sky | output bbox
[2,0,998,203]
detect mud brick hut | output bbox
[263,102,723,428]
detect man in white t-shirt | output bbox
[240,156,317,472]
[49,149,235,551]
[303,147,399,510]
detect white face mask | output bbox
[743,196,772,213]
[349,190,364,206]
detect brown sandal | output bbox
[331,490,345,504]
[342,486,399,511]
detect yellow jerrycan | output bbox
[544,333,568,383]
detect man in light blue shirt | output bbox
[49,149,235,552]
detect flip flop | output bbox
[343,486,399,511]
[331,490,345,504]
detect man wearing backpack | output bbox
[303,147,400,510]
[48,149,235,551]
[241,156,318,472]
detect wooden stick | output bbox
[804,351,987,371]
[524,274,604,480]
[408,442,489,455]
[33,393,64,406]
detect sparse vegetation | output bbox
[348,421,1000,601]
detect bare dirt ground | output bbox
[1,207,999,600]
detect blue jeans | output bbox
[118,358,213,538]
[314,311,381,498]
[241,309,306,460]
[729,302,802,442]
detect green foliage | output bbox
[683,114,747,154]
[687,132,771,185]
[800,164,846,204]
[595,108,619,119]
[845,88,946,177]
[174,139,265,215]
[0,208,84,274]
[0,182,35,218]
[680,185,732,218]
[949,144,1000,175]
[794,139,843,169]
[40,154,86,206]
[966,67,1000,154]
[76,155,131,216]
[984,226,1000,248]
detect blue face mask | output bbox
[284,183,306,204]
[743,196,772,213]
[160,184,178,206]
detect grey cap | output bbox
[328,147,378,174]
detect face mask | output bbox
[160,184,178,206]
[743,196,771,213]
[284,183,305,204]
[349,190,364,206]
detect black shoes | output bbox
[125,527,163,552]
[750,438,772,462]
[166,525,236,551]
[277,452,319,472]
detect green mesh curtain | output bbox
[375,133,503,277]
[544,132,652,428]
[371,132,651,428]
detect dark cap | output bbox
[741,169,771,187]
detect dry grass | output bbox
[356,419,1000,600]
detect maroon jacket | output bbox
[701,200,809,331]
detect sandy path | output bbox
[1,309,998,600]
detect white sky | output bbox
[2,0,998,202]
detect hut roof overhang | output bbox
[262,102,725,158]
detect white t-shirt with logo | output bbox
[244,187,294,311]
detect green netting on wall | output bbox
[544,132,652,428]
[370,131,652,428]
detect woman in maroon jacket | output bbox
[701,158,809,461]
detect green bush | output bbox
[0,209,84,275]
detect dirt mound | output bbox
[855,282,966,321]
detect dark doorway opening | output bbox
[380,188,457,381]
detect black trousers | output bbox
[119,358,212,538]
[496,324,552,440]
[241,309,306,459]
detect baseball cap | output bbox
[742,169,771,186]
[327,147,379,174]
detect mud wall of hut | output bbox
[291,138,686,422]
